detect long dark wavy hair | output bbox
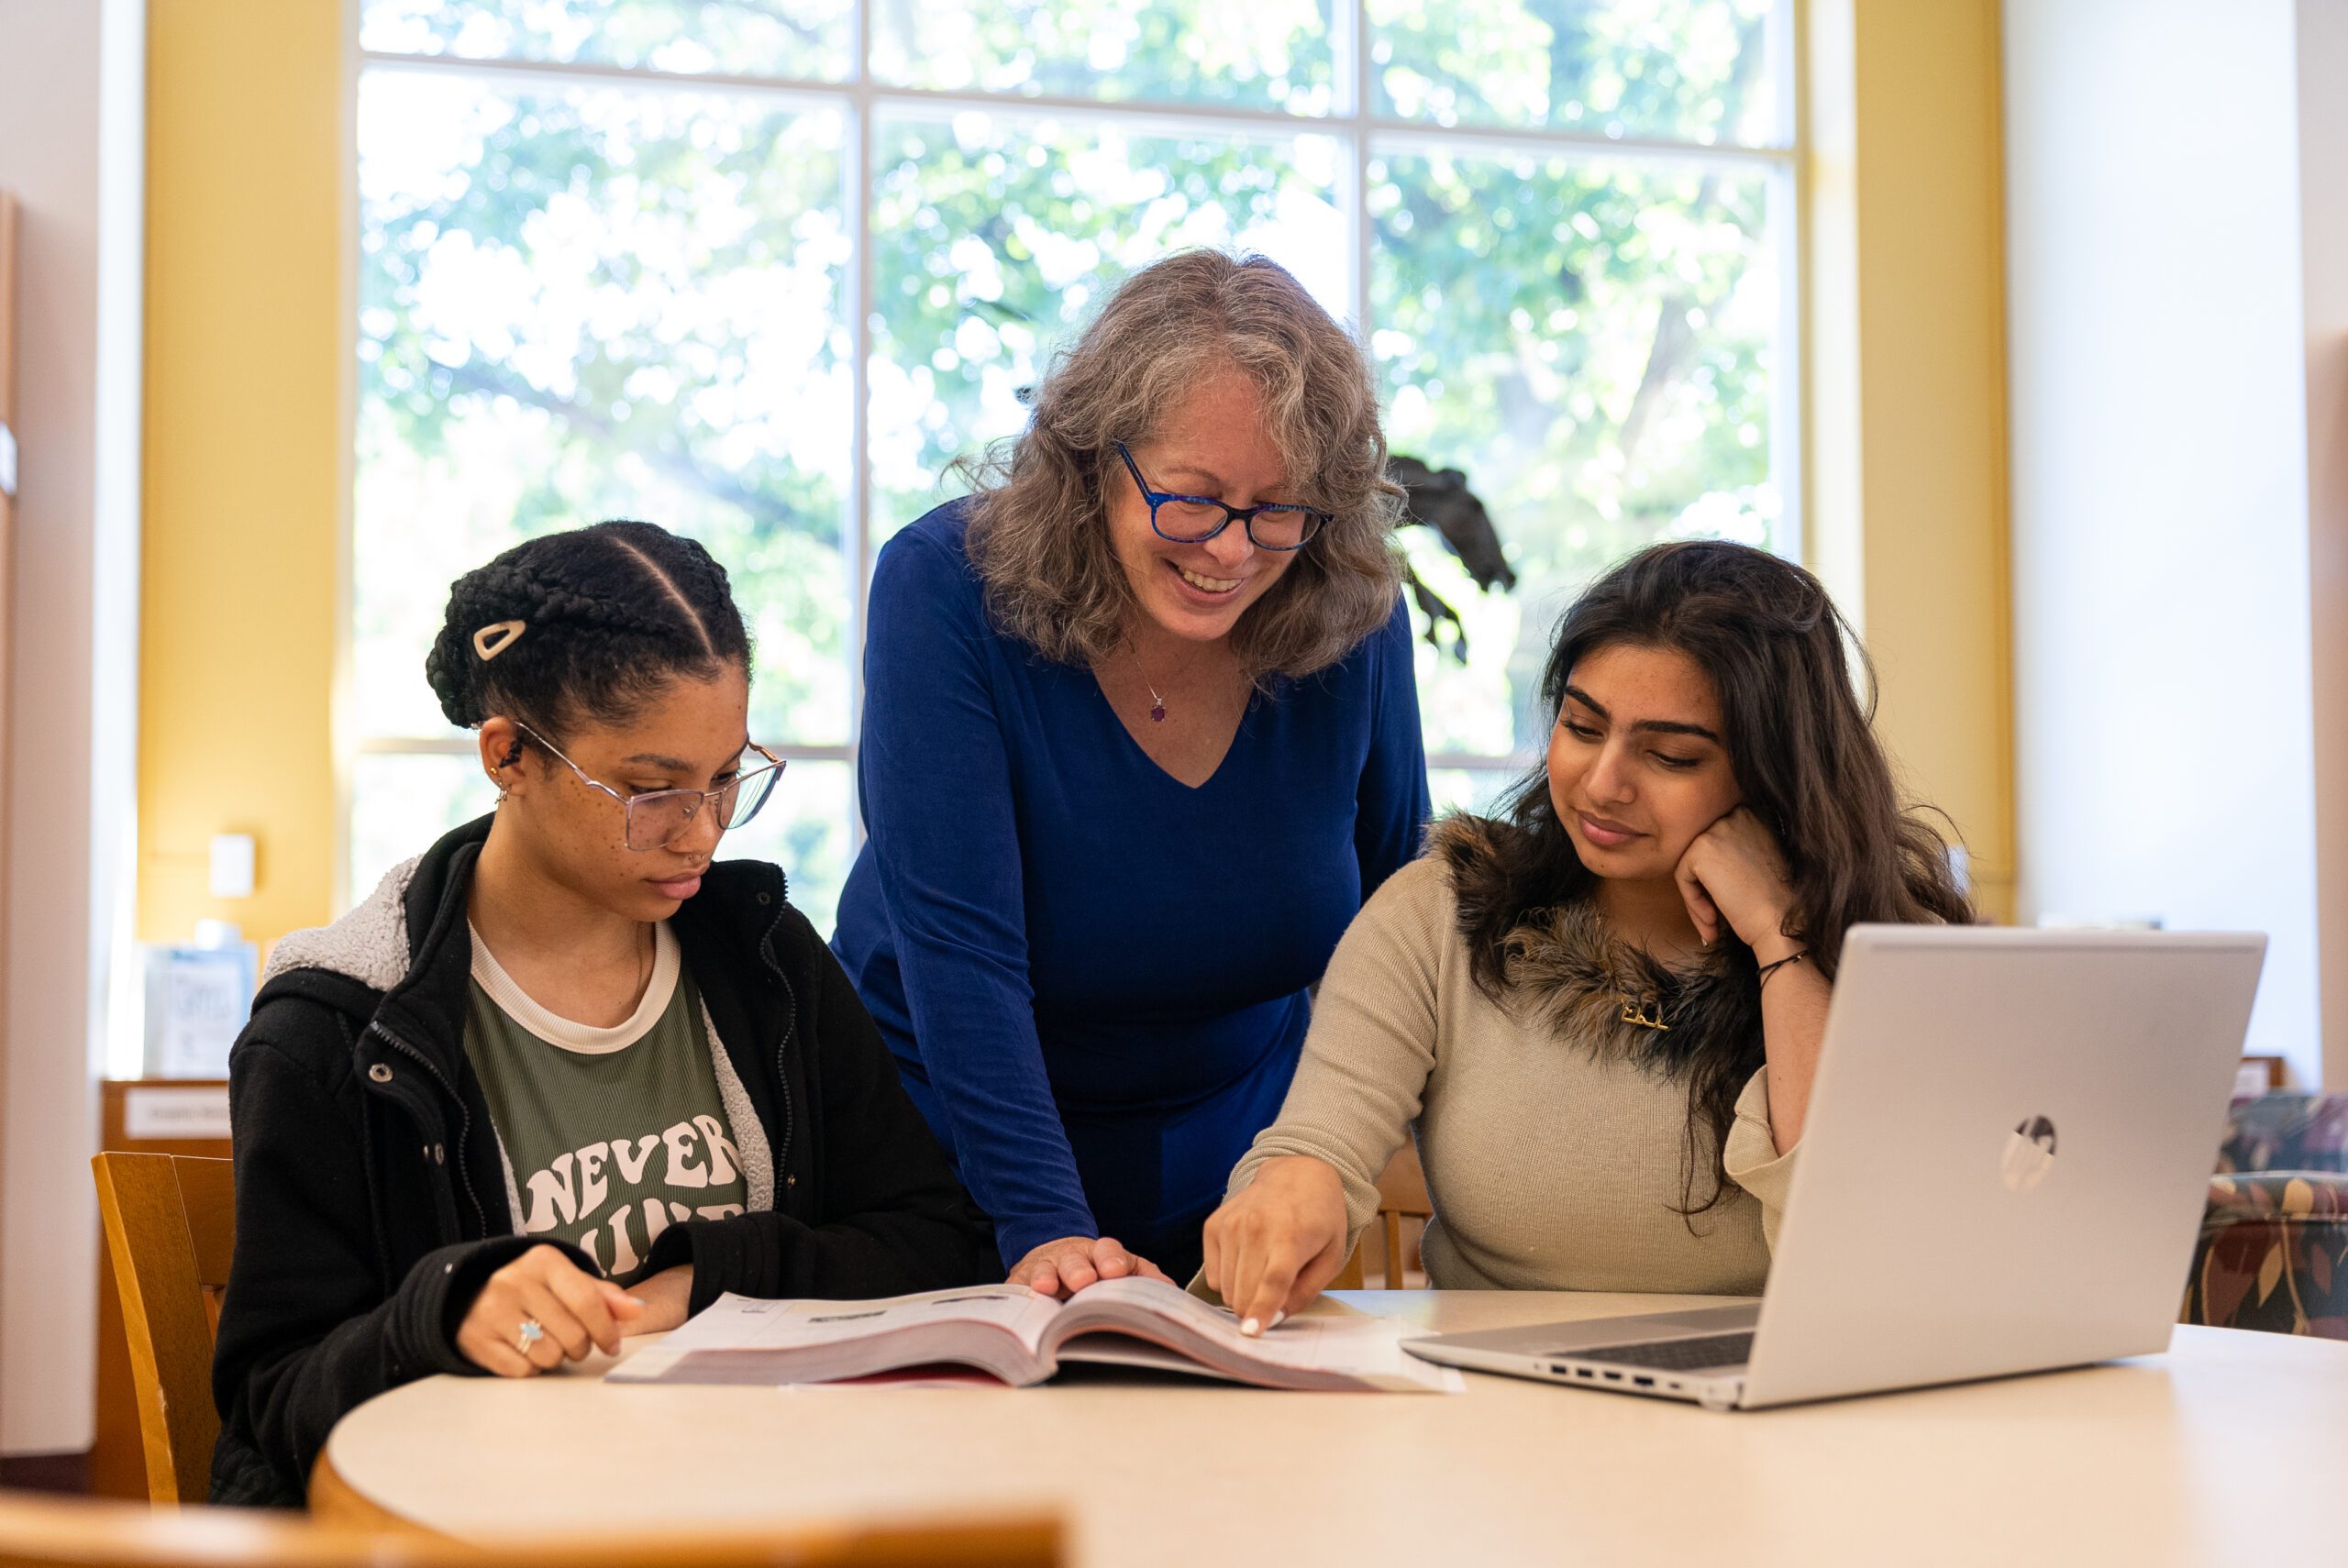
[1463,539,1975,1209]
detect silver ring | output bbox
[515,1316,545,1355]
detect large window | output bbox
[349,0,1795,932]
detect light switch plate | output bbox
[209,833,256,900]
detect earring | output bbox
[489,771,509,805]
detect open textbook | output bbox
[608,1277,1462,1392]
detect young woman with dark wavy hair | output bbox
[832,249,1432,1292]
[1201,539,1972,1331]
[210,522,992,1506]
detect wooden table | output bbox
[321,1289,2348,1566]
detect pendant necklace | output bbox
[1618,989,1671,1032]
[631,922,653,1006]
[1606,950,1671,1032]
[1126,637,1168,724]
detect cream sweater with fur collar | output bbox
[1228,846,1797,1295]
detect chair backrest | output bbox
[2218,1092,2348,1176]
[90,1154,236,1505]
[0,1492,1063,1568]
[1330,1146,1434,1291]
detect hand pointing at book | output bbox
[1202,1155,1353,1334]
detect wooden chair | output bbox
[90,1154,236,1505]
[1330,1146,1434,1290]
[0,1491,1062,1568]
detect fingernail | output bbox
[1269,1310,1286,1329]
[627,1297,647,1307]
[1240,1317,1261,1336]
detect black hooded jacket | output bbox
[209,817,997,1506]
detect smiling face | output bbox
[482,661,755,922]
[1104,365,1308,645]
[1547,642,1742,883]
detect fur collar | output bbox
[1431,814,1764,1088]
[262,853,419,994]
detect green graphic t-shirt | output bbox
[464,922,749,1286]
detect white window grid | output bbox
[339,3,1804,902]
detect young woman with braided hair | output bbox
[210,521,994,1507]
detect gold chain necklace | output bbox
[1607,954,1672,1032]
[1618,990,1672,1032]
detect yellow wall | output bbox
[139,0,343,946]
[135,0,2018,943]
[1805,0,2017,921]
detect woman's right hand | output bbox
[1202,1155,1351,1334]
[1007,1234,1169,1298]
[455,1244,644,1377]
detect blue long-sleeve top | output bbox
[832,501,1433,1271]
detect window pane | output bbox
[871,0,1333,114]
[1370,0,1780,146]
[1373,150,1780,758]
[1430,766,1525,820]
[350,752,495,902]
[356,71,852,748]
[360,0,853,82]
[868,111,1348,539]
[713,757,855,938]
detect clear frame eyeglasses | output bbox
[1113,441,1332,551]
[510,720,785,852]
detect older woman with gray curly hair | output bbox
[832,250,1431,1292]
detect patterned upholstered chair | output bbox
[2181,1093,2348,1339]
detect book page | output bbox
[1050,1337,1255,1384]
[609,1285,1060,1384]
[1050,1278,1462,1391]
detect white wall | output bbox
[0,0,144,1454]
[2004,0,2322,1083]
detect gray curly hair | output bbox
[956,250,1406,681]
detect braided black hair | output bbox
[424,521,753,744]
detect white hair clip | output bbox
[472,620,526,660]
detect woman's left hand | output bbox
[1674,806,1798,958]
[624,1264,694,1336]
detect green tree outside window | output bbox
[350,0,1788,930]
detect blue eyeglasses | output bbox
[1114,442,1332,551]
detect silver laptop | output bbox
[1403,924,2265,1409]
